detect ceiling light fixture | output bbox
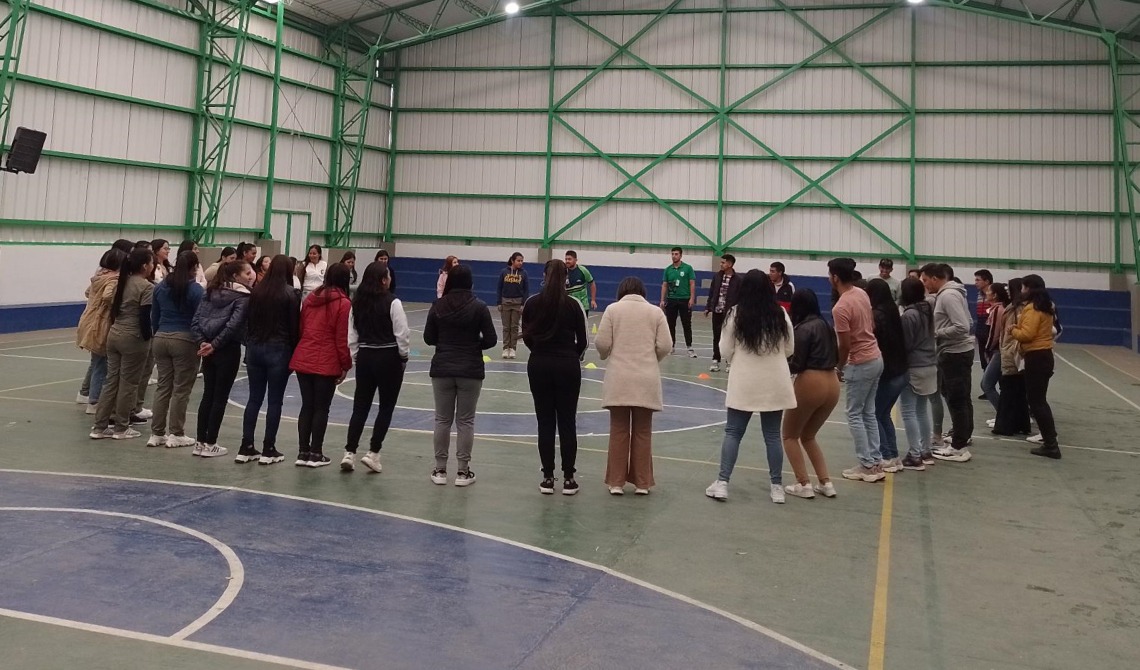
[906,0,924,4]
[505,2,520,14]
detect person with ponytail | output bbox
[704,270,796,504]
[339,251,359,294]
[497,252,530,359]
[89,248,155,440]
[203,246,237,283]
[867,278,909,473]
[178,240,207,287]
[76,248,127,415]
[341,262,409,473]
[148,251,204,449]
[374,249,396,292]
[1011,275,1061,459]
[437,255,459,299]
[522,259,588,494]
[191,260,254,458]
[150,239,172,282]
[241,255,301,465]
[993,278,1032,437]
[897,277,939,471]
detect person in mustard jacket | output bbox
[1010,275,1060,460]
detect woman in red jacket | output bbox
[290,263,353,468]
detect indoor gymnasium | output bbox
[1,0,1139,669]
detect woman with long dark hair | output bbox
[204,246,237,283]
[299,245,327,298]
[148,250,204,449]
[191,260,254,458]
[254,255,272,284]
[780,288,839,499]
[151,239,172,282]
[993,278,1032,437]
[178,240,206,286]
[1012,275,1060,459]
[241,255,301,465]
[290,263,353,468]
[76,248,127,415]
[898,277,938,470]
[340,251,358,293]
[374,249,396,292]
[498,252,530,360]
[437,255,459,299]
[522,259,588,494]
[424,264,497,485]
[341,262,409,473]
[89,247,155,440]
[867,278,909,473]
[704,270,795,504]
[980,283,1010,416]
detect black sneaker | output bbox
[128,414,149,425]
[539,478,555,495]
[901,454,926,471]
[1030,446,1062,460]
[234,443,260,464]
[920,451,936,465]
[259,446,285,465]
[562,479,580,496]
[295,452,311,467]
[307,453,332,468]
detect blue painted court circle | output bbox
[229,360,727,437]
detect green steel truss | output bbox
[0,0,28,156]
[186,0,256,245]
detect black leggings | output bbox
[527,355,582,478]
[711,311,726,362]
[345,348,405,454]
[665,299,693,348]
[1023,349,1058,448]
[297,372,338,454]
[196,342,241,445]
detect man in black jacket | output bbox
[704,254,741,372]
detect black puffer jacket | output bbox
[192,285,250,350]
[424,289,497,379]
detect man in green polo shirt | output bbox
[659,246,697,358]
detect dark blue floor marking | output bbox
[229,361,727,437]
[0,472,839,670]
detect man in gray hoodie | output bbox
[920,263,974,462]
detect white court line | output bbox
[0,469,852,670]
[821,420,1139,456]
[0,507,244,641]
[1055,351,1140,414]
[0,377,85,394]
[0,339,75,351]
[0,354,89,363]
[1079,347,1140,384]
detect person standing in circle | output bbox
[704,253,741,373]
[522,259,588,495]
[437,255,459,299]
[148,250,204,450]
[659,246,697,358]
[374,249,397,293]
[769,262,795,309]
[77,248,127,417]
[595,277,672,495]
[564,250,596,315]
[151,239,172,283]
[342,262,410,474]
[867,278,909,473]
[424,265,497,486]
[299,245,327,298]
[1012,275,1061,460]
[497,252,529,360]
[203,247,237,283]
[898,277,939,470]
[704,270,796,504]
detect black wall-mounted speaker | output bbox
[4,127,47,174]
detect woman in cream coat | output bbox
[595,277,672,495]
[705,270,796,504]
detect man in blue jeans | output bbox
[828,258,886,483]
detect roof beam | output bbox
[339,0,440,27]
[377,0,580,53]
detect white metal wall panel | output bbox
[274,134,330,184]
[918,66,1110,110]
[402,17,550,68]
[724,206,909,256]
[631,14,721,67]
[278,82,332,136]
[393,197,546,240]
[351,195,387,237]
[730,67,911,111]
[917,165,1112,212]
[725,161,911,207]
[228,125,270,178]
[727,114,910,157]
[271,185,328,229]
[917,9,1104,62]
[135,3,198,51]
[399,112,548,152]
[282,27,324,60]
[400,155,546,196]
[551,156,718,201]
[556,69,718,110]
[917,213,1113,263]
[917,115,1111,161]
[403,71,548,108]
[217,180,268,230]
[554,201,715,248]
[358,151,389,193]
[554,112,717,154]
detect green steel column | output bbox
[541,11,557,245]
[184,24,207,235]
[324,36,346,249]
[1109,33,1122,273]
[0,0,29,152]
[262,0,285,237]
[908,8,917,264]
[384,52,401,243]
[716,0,727,253]
[1107,34,1140,275]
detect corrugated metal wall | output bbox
[0,0,391,248]
[393,2,1118,268]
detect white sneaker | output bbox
[192,442,205,456]
[986,419,997,428]
[634,487,650,495]
[454,470,476,487]
[146,434,166,448]
[148,377,158,386]
[725,362,731,372]
[705,480,728,501]
[932,445,955,457]
[199,443,228,458]
[112,428,141,440]
[609,486,624,495]
[709,362,720,372]
[431,469,448,485]
[85,404,96,415]
[770,484,786,504]
[1027,434,1043,444]
[932,447,972,463]
[89,427,113,440]
[134,408,153,420]
[360,452,383,473]
[502,349,510,359]
[813,481,838,498]
[784,483,815,499]
[687,348,698,359]
[76,393,89,404]
[165,435,196,449]
[340,452,355,472]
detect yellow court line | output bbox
[867,472,895,670]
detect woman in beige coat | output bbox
[595,277,672,495]
[76,248,127,415]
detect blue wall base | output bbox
[0,302,86,335]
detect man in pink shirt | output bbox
[828,258,886,483]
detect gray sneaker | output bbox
[842,465,886,483]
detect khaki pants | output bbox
[152,334,199,437]
[93,331,151,432]
[501,298,522,350]
[605,406,655,488]
[133,347,155,413]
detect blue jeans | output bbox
[844,357,883,468]
[242,343,294,450]
[718,408,784,485]
[88,353,108,405]
[981,353,1001,412]
[898,385,933,459]
[874,374,908,460]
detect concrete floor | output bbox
[0,310,1138,670]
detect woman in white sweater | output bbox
[299,245,328,298]
[705,270,797,504]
